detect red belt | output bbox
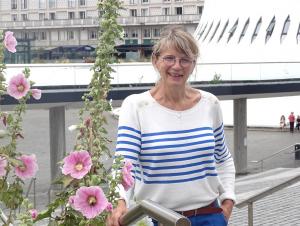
[176,202,223,218]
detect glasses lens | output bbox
[163,56,176,66]
[180,58,192,67]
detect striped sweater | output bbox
[116,90,236,211]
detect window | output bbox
[49,0,56,8]
[89,30,97,40]
[141,8,148,16]
[238,18,250,43]
[21,14,28,21]
[197,6,203,14]
[40,31,47,40]
[21,0,28,9]
[39,13,45,20]
[21,32,29,39]
[50,12,55,20]
[265,16,275,43]
[39,0,46,8]
[11,0,17,9]
[163,0,171,2]
[130,9,137,17]
[129,0,136,4]
[143,28,151,38]
[11,14,17,21]
[281,15,290,43]
[218,19,229,42]
[68,0,76,8]
[142,0,148,3]
[163,8,170,15]
[132,30,138,38]
[175,7,182,15]
[251,17,262,43]
[202,22,213,41]
[153,28,160,37]
[67,31,75,40]
[68,12,75,19]
[79,11,86,19]
[209,20,220,42]
[227,19,239,43]
[79,0,86,6]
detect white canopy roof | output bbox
[195,0,300,63]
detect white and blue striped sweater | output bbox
[116,90,235,211]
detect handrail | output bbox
[249,143,300,171]
[235,171,300,226]
[120,199,191,226]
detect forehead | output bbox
[159,47,189,58]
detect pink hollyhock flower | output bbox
[15,154,38,180]
[0,157,8,177]
[3,31,17,53]
[29,209,38,219]
[7,73,30,100]
[105,202,113,212]
[121,160,134,191]
[73,186,108,219]
[62,150,92,179]
[31,89,42,100]
[68,195,76,208]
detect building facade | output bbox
[0,0,203,62]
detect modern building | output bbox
[0,0,203,62]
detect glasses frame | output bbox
[161,55,195,68]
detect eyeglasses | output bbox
[161,55,195,68]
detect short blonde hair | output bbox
[152,26,199,60]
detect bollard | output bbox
[295,144,300,160]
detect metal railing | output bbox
[249,143,300,171]
[235,172,300,226]
[120,199,190,226]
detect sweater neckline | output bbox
[146,90,202,115]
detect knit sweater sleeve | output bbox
[212,97,236,203]
[115,95,141,206]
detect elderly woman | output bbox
[107,26,235,226]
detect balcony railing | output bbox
[0,14,201,29]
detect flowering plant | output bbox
[34,0,135,225]
[0,30,42,225]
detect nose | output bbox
[172,59,182,68]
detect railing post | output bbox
[295,144,300,160]
[248,202,254,226]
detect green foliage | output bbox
[210,72,222,84]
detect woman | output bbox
[107,26,235,226]
[280,115,286,130]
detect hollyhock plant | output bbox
[73,186,108,219]
[15,154,38,180]
[62,150,92,179]
[122,160,134,191]
[0,156,7,177]
[31,89,42,100]
[7,73,30,100]
[3,31,17,53]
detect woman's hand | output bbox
[221,199,234,221]
[106,200,128,226]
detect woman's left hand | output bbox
[221,199,234,220]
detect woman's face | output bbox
[153,48,195,88]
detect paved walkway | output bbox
[6,109,300,225]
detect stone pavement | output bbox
[6,109,300,225]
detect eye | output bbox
[181,58,191,64]
[163,56,175,62]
